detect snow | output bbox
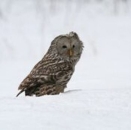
[0,1,131,130]
[1,89,131,130]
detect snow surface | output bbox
[0,1,131,130]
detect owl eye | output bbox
[72,45,75,48]
[62,45,67,48]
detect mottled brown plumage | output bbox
[16,32,83,97]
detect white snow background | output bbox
[0,0,131,130]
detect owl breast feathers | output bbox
[16,31,83,97]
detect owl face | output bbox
[56,34,83,61]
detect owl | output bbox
[16,32,83,97]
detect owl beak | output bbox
[68,49,73,57]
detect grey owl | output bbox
[16,32,83,97]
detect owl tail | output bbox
[16,89,25,97]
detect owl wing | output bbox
[16,60,73,97]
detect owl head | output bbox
[49,32,83,62]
